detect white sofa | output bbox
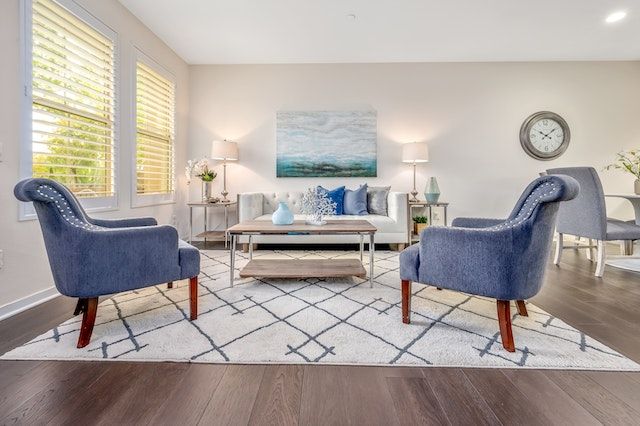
[237,191,409,245]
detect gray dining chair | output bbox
[546,167,640,277]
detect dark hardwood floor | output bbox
[2,246,640,425]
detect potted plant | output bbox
[604,150,640,195]
[413,216,428,235]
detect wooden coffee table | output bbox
[227,220,377,287]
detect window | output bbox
[133,55,175,205]
[29,0,117,204]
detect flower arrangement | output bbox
[604,150,640,194]
[300,187,337,225]
[185,158,217,184]
[604,150,640,179]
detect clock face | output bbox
[528,118,564,154]
[520,112,570,160]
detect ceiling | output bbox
[118,0,639,64]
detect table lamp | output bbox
[211,139,239,202]
[402,142,429,202]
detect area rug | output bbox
[3,249,639,370]
[606,257,640,273]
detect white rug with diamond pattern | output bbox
[3,249,639,370]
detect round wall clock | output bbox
[519,111,571,160]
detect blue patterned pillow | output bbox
[317,186,345,215]
[344,184,368,215]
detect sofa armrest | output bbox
[388,191,408,225]
[89,217,158,228]
[451,217,504,229]
[238,193,264,222]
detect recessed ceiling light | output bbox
[605,10,627,23]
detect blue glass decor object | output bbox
[424,177,441,203]
[272,202,294,225]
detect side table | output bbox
[188,201,237,248]
[408,200,449,244]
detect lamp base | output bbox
[410,190,419,202]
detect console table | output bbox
[188,201,237,247]
[227,220,377,287]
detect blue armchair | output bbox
[14,178,200,348]
[399,175,579,352]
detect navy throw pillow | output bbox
[317,186,345,215]
[343,184,368,215]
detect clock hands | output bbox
[537,128,558,140]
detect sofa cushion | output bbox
[367,186,391,215]
[261,192,304,214]
[344,184,368,215]
[318,186,345,215]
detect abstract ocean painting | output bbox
[276,111,377,177]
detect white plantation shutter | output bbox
[135,61,175,196]
[31,0,116,198]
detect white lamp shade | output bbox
[401,142,429,163]
[211,140,239,161]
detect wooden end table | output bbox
[227,220,377,287]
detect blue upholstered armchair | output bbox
[14,178,200,348]
[399,175,579,352]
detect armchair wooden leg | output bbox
[189,276,198,321]
[167,281,173,289]
[497,300,515,352]
[77,297,98,349]
[516,300,528,316]
[73,298,86,316]
[401,280,412,324]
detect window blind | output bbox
[31,0,116,198]
[135,61,175,195]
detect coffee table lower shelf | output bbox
[239,259,366,279]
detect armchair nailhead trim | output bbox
[486,182,558,231]
[36,185,105,231]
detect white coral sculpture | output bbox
[300,187,337,225]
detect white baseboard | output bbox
[0,286,60,322]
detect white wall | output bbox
[188,62,640,232]
[0,0,189,310]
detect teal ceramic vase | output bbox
[272,202,294,225]
[424,177,441,203]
